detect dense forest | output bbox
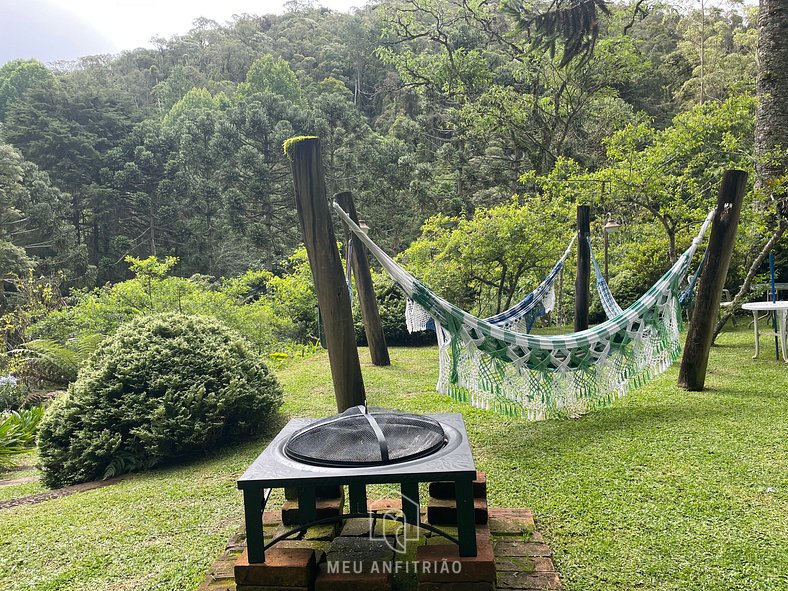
[0,0,785,357]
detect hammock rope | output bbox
[334,202,715,420]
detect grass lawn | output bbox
[0,327,786,590]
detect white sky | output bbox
[48,0,363,50]
[0,0,364,64]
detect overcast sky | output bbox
[0,0,363,65]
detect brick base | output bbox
[428,472,487,500]
[234,547,316,587]
[198,503,561,591]
[415,526,496,585]
[282,492,345,526]
[426,497,488,525]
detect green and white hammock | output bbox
[334,202,715,420]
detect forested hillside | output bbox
[0,0,781,343]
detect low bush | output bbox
[0,405,44,469]
[37,313,283,487]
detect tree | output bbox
[0,59,55,121]
[240,54,303,104]
[0,143,85,282]
[401,196,573,316]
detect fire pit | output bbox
[237,408,477,563]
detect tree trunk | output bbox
[574,205,590,332]
[678,170,747,391]
[756,0,788,217]
[288,138,365,412]
[335,191,390,367]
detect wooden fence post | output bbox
[286,137,365,412]
[574,205,591,332]
[678,170,747,391]
[335,191,391,366]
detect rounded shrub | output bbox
[37,313,283,487]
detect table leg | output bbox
[243,487,265,563]
[297,486,317,525]
[455,478,477,557]
[349,482,367,514]
[780,310,788,362]
[752,311,760,359]
[400,481,420,525]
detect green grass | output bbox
[0,452,44,502]
[0,328,786,590]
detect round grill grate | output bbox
[284,406,447,467]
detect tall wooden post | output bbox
[678,170,747,391]
[287,137,365,412]
[335,191,391,366]
[574,205,591,332]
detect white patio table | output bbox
[741,301,788,362]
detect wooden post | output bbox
[286,137,365,412]
[678,170,747,391]
[335,191,391,366]
[574,205,591,332]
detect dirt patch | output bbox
[0,476,39,487]
[0,476,126,510]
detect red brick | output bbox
[498,571,561,589]
[234,547,316,587]
[367,498,402,511]
[236,586,309,591]
[493,540,552,558]
[428,472,487,500]
[426,497,488,525]
[195,578,236,591]
[315,568,391,591]
[488,508,535,537]
[495,556,555,573]
[414,534,495,584]
[282,493,344,526]
[418,583,494,591]
[208,558,236,579]
[284,485,342,500]
[263,511,283,525]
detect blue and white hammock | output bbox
[405,236,576,334]
[589,236,709,318]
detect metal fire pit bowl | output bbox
[237,412,477,563]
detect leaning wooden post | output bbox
[678,170,747,391]
[335,191,391,366]
[574,205,591,332]
[286,137,365,411]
